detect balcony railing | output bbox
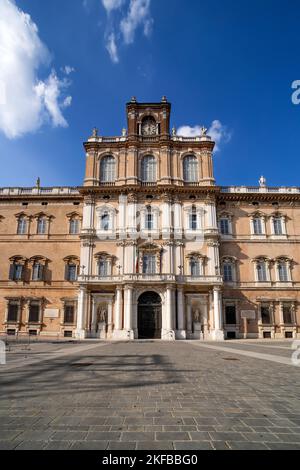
[221,186,300,194]
[78,274,222,284]
[0,187,80,196]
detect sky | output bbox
[0,0,300,188]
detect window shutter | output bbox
[64,264,69,281]
[40,264,45,281]
[9,264,15,280]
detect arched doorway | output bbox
[138,291,162,339]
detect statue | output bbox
[99,308,107,323]
[92,127,98,138]
[259,175,266,188]
[193,309,200,323]
[36,177,41,189]
[122,128,127,137]
[171,126,177,136]
[201,126,208,137]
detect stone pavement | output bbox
[0,339,300,450]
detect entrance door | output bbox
[138,292,162,339]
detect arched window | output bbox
[17,217,27,235]
[37,217,47,234]
[256,260,267,282]
[141,155,156,182]
[100,156,116,183]
[32,262,44,281]
[183,155,198,182]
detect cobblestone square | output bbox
[0,339,300,450]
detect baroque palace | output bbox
[1,97,300,341]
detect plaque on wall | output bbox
[44,309,60,318]
[241,310,256,320]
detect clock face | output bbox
[141,117,157,136]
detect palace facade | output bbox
[1,97,300,341]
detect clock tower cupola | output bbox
[126,96,171,141]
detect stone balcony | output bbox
[78,274,223,285]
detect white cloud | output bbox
[0,0,72,139]
[105,32,119,63]
[177,120,231,152]
[35,71,71,127]
[102,0,125,13]
[120,0,152,44]
[63,65,75,75]
[100,0,153,62]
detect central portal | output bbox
[138,291,162,339]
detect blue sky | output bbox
[0,0,300,187]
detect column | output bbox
[114,286,123,331]
[75,286,87,339]
[91,296,98,335]
[176,288,186,339]
[205,200,218,230]
[118,194,127,239]
[107,299,113,337]
[207,240,220,276]
[124,285,134,339]
[162,195,171,239]
[164,286,175,340]
[174,199,183,240]
[211,286,224,341]
[186,299,192,337]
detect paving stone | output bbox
[50,431,88,441]
[87,431,121,441]
[15,441,46,450]
[228,441,269,450]
[16,430,54,441]
[156,432,190,441]
[174,441,213,450]
[121,432,155,442]
[209,432,247,442]
[71,441,108,450]
[108,441,137,450]
[189,432,211,441]
[137,441,174,450]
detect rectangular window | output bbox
[69,219,79,234]
[98,260,108,276]
[9,264,23,281]
[32,263,44,281]
[64,305,75,324]
[253,218,263,235]
[189,213,197,230]
[225,305,236,324]
[17,218,27,235]
[220,218,230,235]
[145,212,153,230]
[283,305,293,324]
[142,254,156,274]
[257,262,267,282]
[273,218,283,235]
[101,213,110,231]
[66,264,77,281]
[223,264,233,282]
[7,303,18,322]
[190,260,200,276]
[261,306,271,324]
[37,218,47,234]
[64,330,73,338]
[28,304,40,323]
[278,263,288,282]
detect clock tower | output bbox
[126,96,171,140]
